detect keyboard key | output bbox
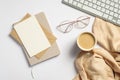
[82,5,103,16]
[113,20,116,23]
[119,6,120,9]
[97,1,101,5]
[110,2,114,6]
[101,3,105,7]
[119,15,120,18]
[114,13,118,17]
[108,16,113,20]
[105,10,109,14]
[73,1,77,5]
[80,0,84,3]
[110,12,114,16]
[112,18,117,23]
[101,8,105,12]
[69,0,73,4]
[84,1,89,5]
[114,8,118,13]
[93,0,97,3]
[105,4,109,9]
[115,0,118,3]
[117,19,120,24]
[88,3,93,7]
[115,4,119,8]
[97,6,101,10]
[77,3,82,8]
[103,14,109,19]
[106,0,110,4]
[101,0,106,3]
[93,4,97,9]
[118,10,120,14]
[109,7,114,11]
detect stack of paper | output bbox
[10,12,60,66]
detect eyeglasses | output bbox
[56,16,90,33]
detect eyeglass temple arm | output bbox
[76,17,90,25]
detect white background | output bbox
[0,0,95,80]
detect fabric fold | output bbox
[73,18,120,80]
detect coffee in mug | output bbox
[77,32,96,51]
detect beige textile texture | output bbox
[73,18,120,80]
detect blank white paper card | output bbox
[14,16,51,57]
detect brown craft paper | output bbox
[10,12,60,66]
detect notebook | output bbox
[14,16,51,57]
[10,12,60,66]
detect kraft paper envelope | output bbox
[10,12,60,66]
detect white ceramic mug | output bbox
[77,32,97,51]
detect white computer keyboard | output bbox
[62,0,120,26]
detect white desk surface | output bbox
[0,0,95,80]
